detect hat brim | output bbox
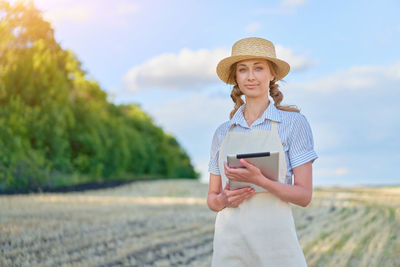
[216,55,290,85]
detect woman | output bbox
[207,37,318,266]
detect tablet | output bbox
[227,151,279,191]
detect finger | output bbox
[226,167,249,178]
[227,172,249,183]
[236,189,255,200]
[228,191,254,203]
[223,161,230,170]
[239,159,255,169]
[227,194,244,204]
[225,172,237,181]
[223,163,231,176]
[224,163,235,176]
[244,191,255,199]
[227,186,252,196]
[231,190,255,205]
[225,161,243,173]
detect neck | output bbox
[244,97,270,124]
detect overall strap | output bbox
[227,123,235,132]
[270,120,279,133]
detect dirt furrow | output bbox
[97,226,214,267]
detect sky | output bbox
[13,0,400,186]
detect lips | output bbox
[245,84,258,88]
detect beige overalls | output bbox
[211,121,307,267]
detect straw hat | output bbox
[216,37,290,84]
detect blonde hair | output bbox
[228,60,300,119]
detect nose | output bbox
[247,69,255,81]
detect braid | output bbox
[269,80,300,112]
[229,85,244,119]
[269,81,283,107]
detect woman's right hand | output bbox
[219,182,255,208]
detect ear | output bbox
[270,71,275,82]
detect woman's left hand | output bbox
[224,159,264,186]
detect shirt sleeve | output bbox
[208,127,222,175]
[288,114,318,169]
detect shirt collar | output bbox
[229,102,282,128]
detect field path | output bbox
[1,180,399,266]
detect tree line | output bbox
[0,1,198,192]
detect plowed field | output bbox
[1,180,399,266]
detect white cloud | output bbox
[283,61,400,158]
[124,48,230,92]
[275,45,318,71]
[146,91,231,136]
[124,46,316,92]
[244,23,261,34]
[291,61,400,93]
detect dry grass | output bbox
[294,186,400,267]
[0,180,399,266]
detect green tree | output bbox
[0,0,198,192]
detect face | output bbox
[235,59,275,99]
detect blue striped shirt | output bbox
[208,103,318,181]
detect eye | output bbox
[255,67,263,70]
[238,68,246,72]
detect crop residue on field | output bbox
[1,180,399,267]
